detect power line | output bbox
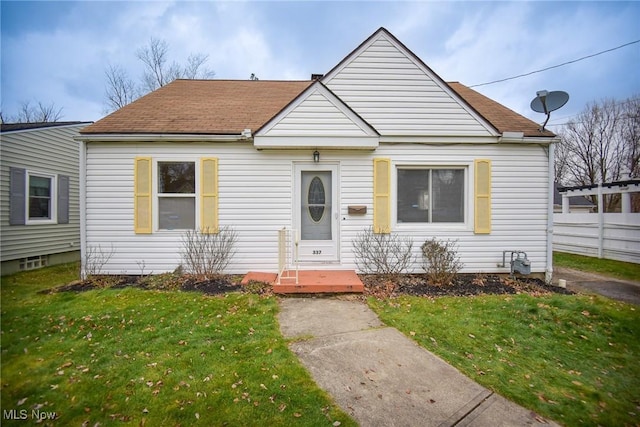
[470,39,640,88]
[539,97,640,127]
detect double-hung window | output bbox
[27,172,57,223]
[134,157,218,234]
[9,168,68,226]
[28,173,54,220]
[397,167,465,223]
[157,162,196,230]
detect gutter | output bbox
[75,133,248,143]
[499,131,559,144]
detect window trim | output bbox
[25,171,57,225]
[393,163,471,230]
[153,159,199,232]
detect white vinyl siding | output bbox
[1,124,85,262]
[324,34,494,137]
[86,143,294,274]
[85,141,550,275]
[255,84,378,150]
[263,91,371,137]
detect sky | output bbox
[1,1,639,130]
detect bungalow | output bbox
[78,27,558,281]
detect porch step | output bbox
[273,270,364,294]
[241,270,364,294]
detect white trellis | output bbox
[277,227,298,285]
[554,179,640,262]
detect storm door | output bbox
[295,164,339,262]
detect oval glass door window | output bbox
[308,176,326,222]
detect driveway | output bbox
[554,267,640,305]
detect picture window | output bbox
[397,168,465,223]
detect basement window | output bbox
[19,255,48,271]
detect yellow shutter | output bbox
[200,158,219,234]
[474,159,492,234]
[373,158,391,234]
[134,157,152,234]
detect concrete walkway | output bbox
[278,298,559,427]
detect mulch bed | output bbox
[42,274,248,296]
[360,273,574,299]
[44,273,572,299]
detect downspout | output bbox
[79,139,87,279]
[546,142,555,284]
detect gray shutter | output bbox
[57,175,70,224]
[9,167,26,225]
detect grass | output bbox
[368,293,640,427]
[554,251,640,282]
[1,263,355,426]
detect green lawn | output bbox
[5,262,639,426]
[554,251,640,282]
[368,293,640,427]
[1,264,355,426]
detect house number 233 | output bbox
[313,250,322,255]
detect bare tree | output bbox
[554,134,572,184]
[104,64,138,112]
[620,97,640,179]
[104,38,214,112]
[556,95,640,211]
[184,53,212,80]
[137,38,180,92]
[3,101,64,123]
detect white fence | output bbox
[553,213,640,263]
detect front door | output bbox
[295,164,339,262]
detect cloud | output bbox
[1,1,638,123]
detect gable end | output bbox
[254,82,379,150]
[322,28,499,138]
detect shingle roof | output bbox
[81,80,312,135]
[81,79,555,139]
[448,82,555,137]
[1,121,91,133]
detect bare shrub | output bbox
[83,244,115,278]
[421,238,463,285]
[181,226,238,279]
[352,227,413,275]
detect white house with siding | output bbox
[78,28,558,281]
[1,122,91,274]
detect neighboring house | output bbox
[78,28,558,280]
[553,182,595,213]
[1,122,91,275]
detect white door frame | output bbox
[293,162,340,263]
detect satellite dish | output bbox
[530,90,569,131]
